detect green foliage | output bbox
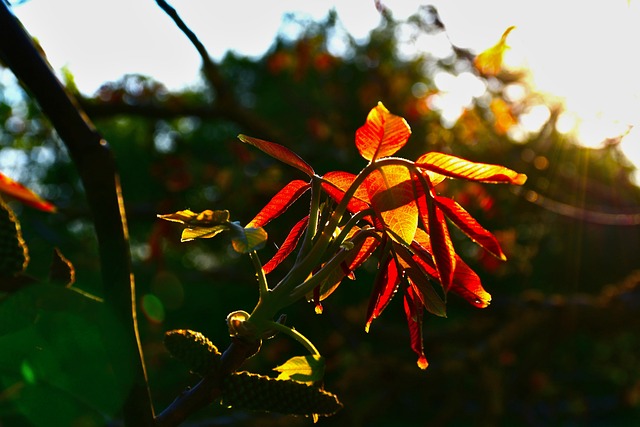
[273,354,325,384]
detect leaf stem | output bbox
[288,229,378,302]
[297,175,323,261]
[265,321,320,356]
[249,251,269,298]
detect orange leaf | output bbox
[367,165,418,245]
[322,171,371,214]
[0,172,56,212]
[434,196,506,260]
[365,255,401,332]
[247,180,310,228]
[355,102,411,162]
[403,284,428,369]
[263,215,309,274]
[416,152,527,185]
[427,204,456,291]
[450,257,491,308]
[238,134,315,177]
[474,26,515,76]
[345,229,380,272]
[415,180,456,290]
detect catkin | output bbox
[222,371,343,417]
[164,329,220,376]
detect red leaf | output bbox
[416,152,527,185]
[428,204,456,291]
[365,256,401,332]
[434,196,506,260]
[238,134,315,177]
[403,284,428,369]
[355,102,411,162]
[345,229,380,272]
[321,171,371,214]
[263,215,309,274]
[0,172,56,212]
[366,165,418,245]
[450,257,491,308]
[247,180,310,228]
[316,229,380,300]
[416,179,456,290]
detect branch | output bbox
[154,0,229,100]
[155,337,261,427]
[154,0,284,143]
[0,4,154,426]
[79,96,283,142]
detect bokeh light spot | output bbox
[142,293,165,323]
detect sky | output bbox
[8,0,640,178]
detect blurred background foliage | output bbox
[1,5,640,427]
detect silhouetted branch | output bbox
[155,337,261,427]
[0,4,154,426]
[154,0,284,143]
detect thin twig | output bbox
[154,0,284,142]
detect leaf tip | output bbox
[514,173,528,185]
[417,355,429,370]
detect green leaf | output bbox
[158,209,230,226]
[229,222,268,253]
[181,224,229,242]
[406,267,447,318]
[273,354,325,384]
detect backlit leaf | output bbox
[365,255,401,332]
[228,223,268,253]
[263,216,309,274]
[274,354,325,384]
[312,230,380,303]
[428,204,456,291]
[416,152,527,185]
[367,165,418,245]
[321,171,371,214]
[403,284,428,369]
[434,196,506,260]
[406,268,446,318]
[158,209,230,226]
[181,224,228,242]
[344,228,381,272]
[415,180,456,290]
[247,180,310,228]
[238,134,315,177]
[0,172,56,212]
[474,26,515,76]
[355,102,411,162]
[450,257,491,308]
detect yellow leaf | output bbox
[366,165,418,245]
[474,26,515,76]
